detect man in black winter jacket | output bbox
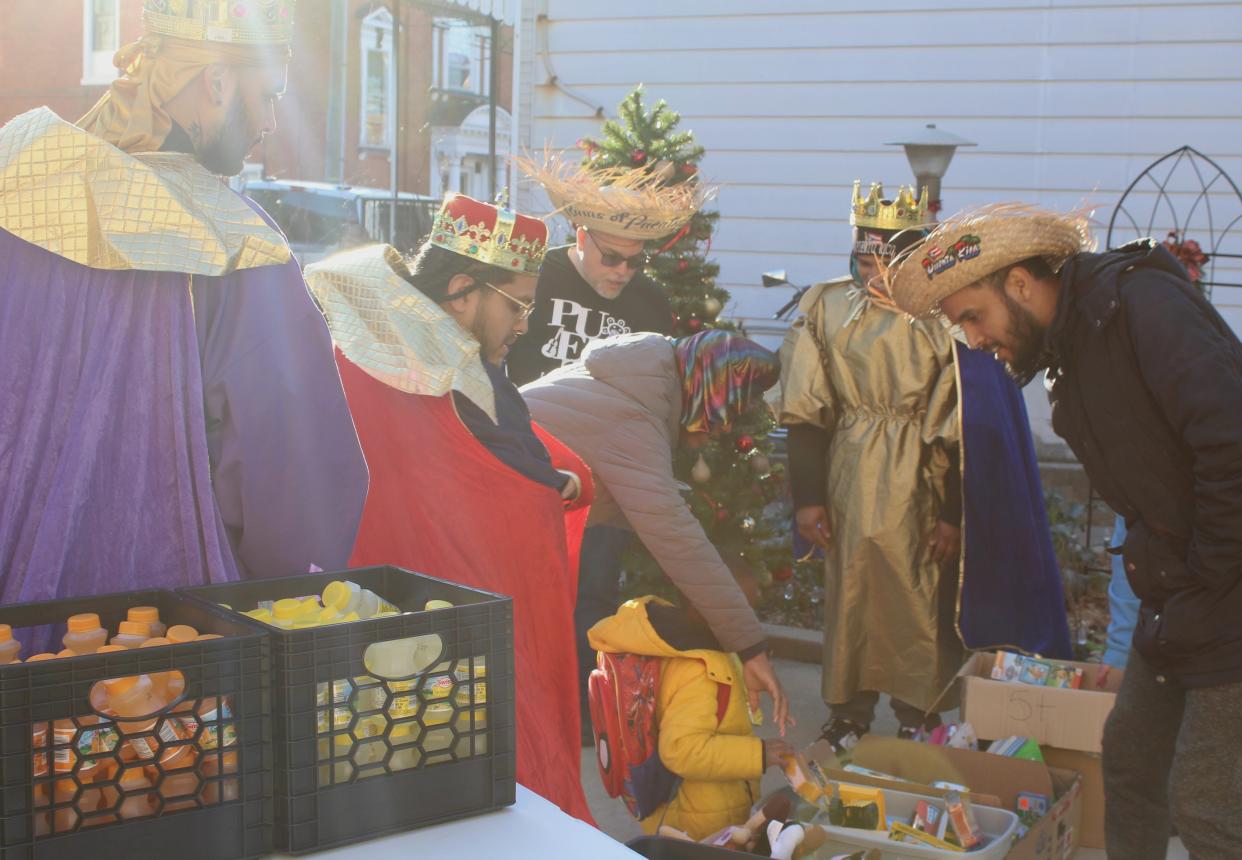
[888,205,1242,860]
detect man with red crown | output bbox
[305,194,594,821]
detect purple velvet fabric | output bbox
[0,228,238,601]
[0,223,368,602]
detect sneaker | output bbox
[820,717,868,757]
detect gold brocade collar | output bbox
[304,244,497,423]
[0,107,289,275]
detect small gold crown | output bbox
[850,180,929,231]
[143,0,295,46]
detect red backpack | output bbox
[587,651,730,820]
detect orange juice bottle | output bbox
[127,606,166,638]
[138,638,186,703]
[104,675,193,768]
[156,755,200,812]
[50,776,79,832]
[0,625,22,664]
[110,621,150,649]
[63,614,107,655]
[79,758,118,828]
[116,766,155,819]
[200,749,239,805]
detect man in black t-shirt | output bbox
[506,227,675,386]
[517,153,712,741]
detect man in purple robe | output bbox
[0,0,367,602]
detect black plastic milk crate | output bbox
[181,565,515,854]
[0,589,270,860]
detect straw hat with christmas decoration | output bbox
[519,150,714,241]
[887,202,1095,318]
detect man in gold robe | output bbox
[780,184,1072,755]
[780,183,961,753]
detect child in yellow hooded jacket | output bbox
[588,572,793,840]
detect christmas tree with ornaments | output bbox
[577,86,795,597]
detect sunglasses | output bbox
[586,231,649,270]
[483,281,536,320]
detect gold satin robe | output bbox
[779,277,963,712]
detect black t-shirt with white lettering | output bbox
[506,245,675,386]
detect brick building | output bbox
[0,1,514,197]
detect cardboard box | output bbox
[1043,746,1106,850]
[803,736,1084,860]
[959,652,1123,754]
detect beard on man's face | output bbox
[997,287,1048,384]
[197,96,257,177]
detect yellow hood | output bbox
[588,597,737,686]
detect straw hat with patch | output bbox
[519,151,713,242]
[887,203,1095,318]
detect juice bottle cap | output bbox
[166,625,198,643]
[272,598,302,620]
[322,580,360,610]
[67,613,101,633]
[56,648,77,658]
[118,621,149,637]
[27,653,58,662]
[196,634,223,641]
[0,624,12,642]
[318,606,342,623]
[97,645,128,654]
[424,600,455,612]
[128,606,160,623]
[140,637,172,648]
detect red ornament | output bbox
[677,259,690,273]
[631,149,647,164]
[772,566,794,582]
[714,507,730,523]
[686,317,703,333]
[680,163,698,176]
[735,435,755,454]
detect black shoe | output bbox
[820,717,868,757]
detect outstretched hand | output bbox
[743,651,795,737]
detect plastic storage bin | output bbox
[815,784,1018,859]
[0,590,269,860]
[181,566,515,854]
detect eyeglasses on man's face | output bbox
[586,231,649,270]
[483,281,536,320]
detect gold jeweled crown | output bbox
[428,194,548,276]
[850,180,929,231]
[143,0,295,45]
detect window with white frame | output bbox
[432,18,491,97]
[360,8,394,150]
[82,0,120,85]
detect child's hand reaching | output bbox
[764,738,795,770]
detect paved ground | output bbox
[579,657,1188,858]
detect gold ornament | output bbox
[703,296,723,319]
[749,452,771,474]
[691,454,712,484]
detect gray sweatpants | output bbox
[1102,651,1242,859]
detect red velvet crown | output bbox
[429,194,548,275]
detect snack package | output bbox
[944,790,982,849]
[911,799,951,840]
[784,752,826,804]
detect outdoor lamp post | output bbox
[885,124,976,220]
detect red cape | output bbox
[338,351,594,822]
